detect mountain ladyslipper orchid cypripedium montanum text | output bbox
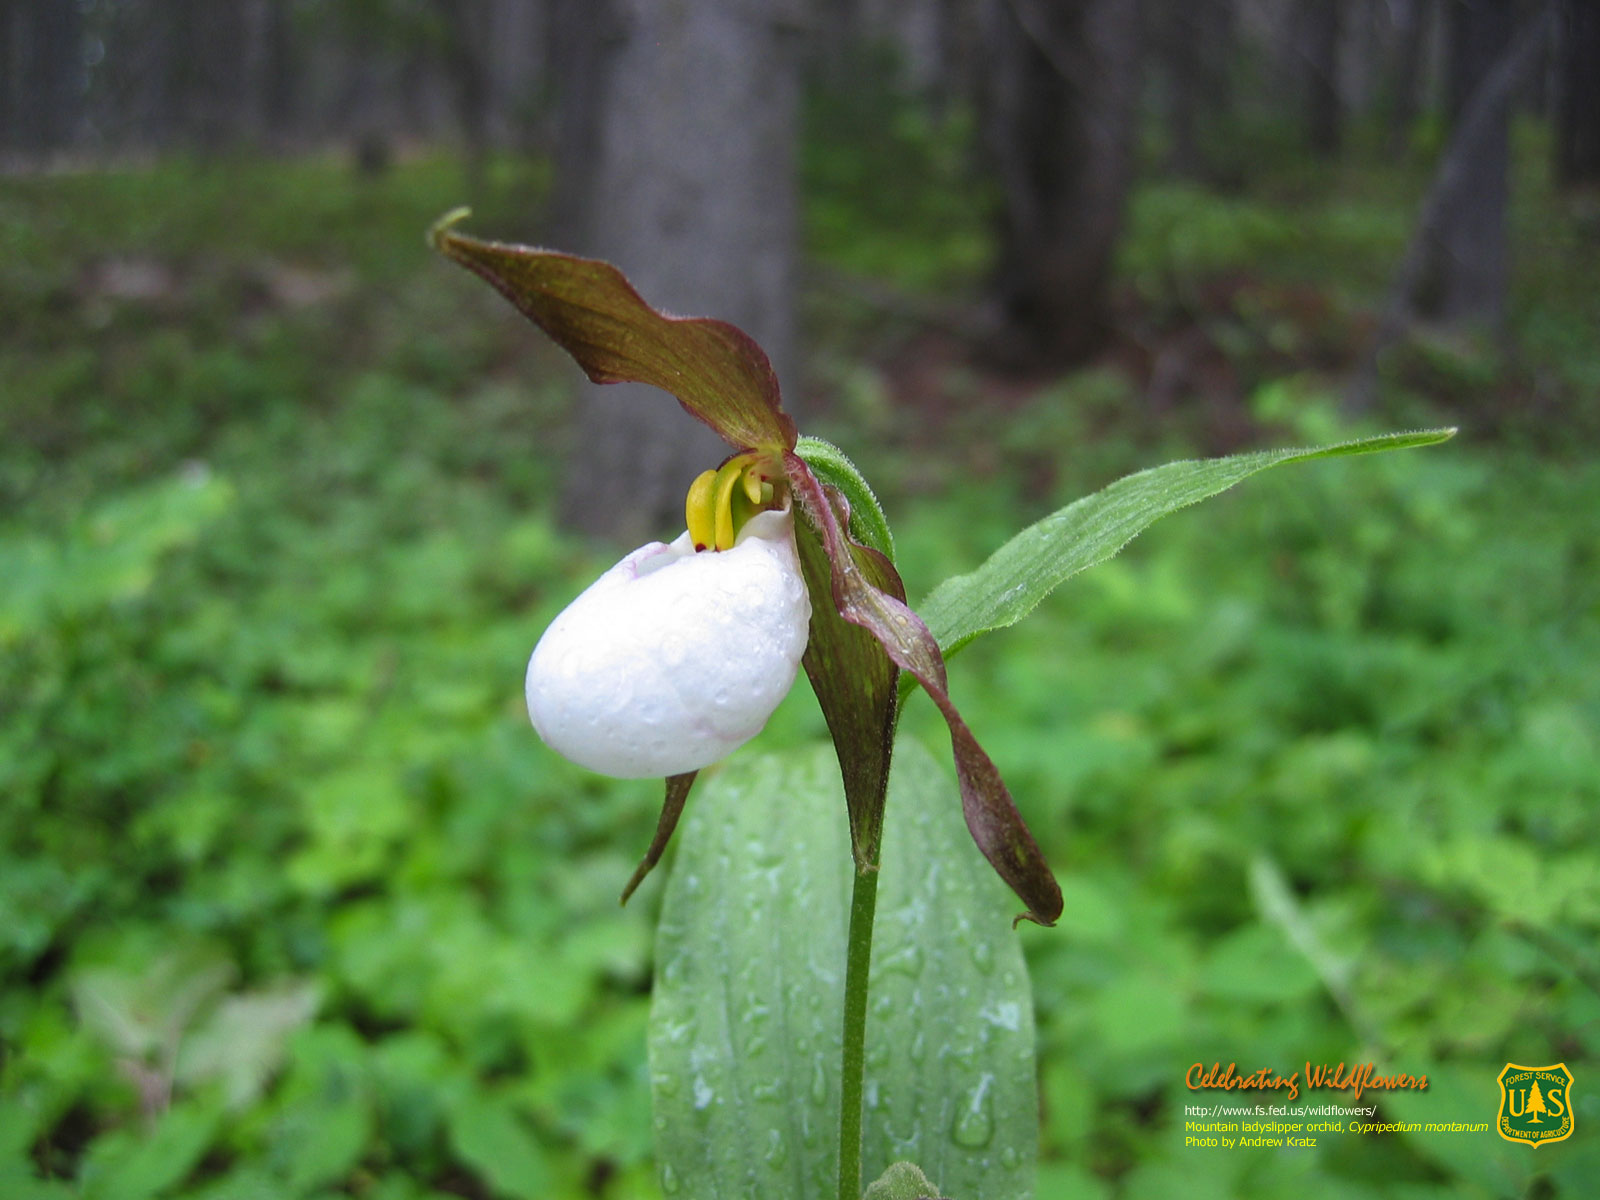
[431,209,1063,925]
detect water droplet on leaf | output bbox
[764,1129,788,1168]
[951,1073,996,1148]
[878,944,924,979]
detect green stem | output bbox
[837,858,881,1200]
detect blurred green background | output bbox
[5,6,1600,1200]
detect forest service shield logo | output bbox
[1498,1063,1574,1147]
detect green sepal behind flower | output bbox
[786,452,1063,926]
[792,485,902,872]
[795,436,895,562]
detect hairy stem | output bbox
[837,858,881,1200]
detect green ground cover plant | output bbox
[3,138,1598,1199]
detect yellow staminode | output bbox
[684,454,776,552]
[685,468,718,550]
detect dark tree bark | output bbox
[980,0,1143,369]
[4,0,83,154]
[1446,0,1514,121]
[1413,0,1517,325]
[428,0,494,187]
[261,0,299,146]
[1351,5,1555,409]
[157,0,252,153]
[1387,0,1434,153]
[544,0,612,249]
[1556,0,1600,184]
[0,1,16,153]
[1304,0,1343,154]
[1156,0,1202,176]
[550,0,804,542]
[1154,0,1235,178]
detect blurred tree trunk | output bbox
[261,0,298,148]
[159,0,252,153]
[1445,0,1513,121]
[429,0,494,189]
[1352,3,1554,410]
[1556,0,1600,185]
[980,0,1142,368]
[1413,0,1516,325]
[544,0,608,247]
[0,1,15,154]
[550,0,803,542]
[1157,0,1202,176]
[1304,0,1342,155]
[1387,0,1433,153]
[1155,0,1235,179]
[4,0,83,154]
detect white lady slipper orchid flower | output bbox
[433,224,1064,923]
[525,504,811,778]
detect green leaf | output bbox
[795,436,896,562]
[447,1092,550,1200]
[0,468,233,644]
[0,1166,74,1200]
[176,981,321,1110]
[649,740,1037,1200]
[1381,1062,1548,1195]
[71,946,236,1064]
[918,429,1456,661]
[79,1102,220,1200]
[431,214,796,453]
[274,1095,373,1194]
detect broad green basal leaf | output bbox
[919,428,1455,661]
[648,741,1037,1200]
